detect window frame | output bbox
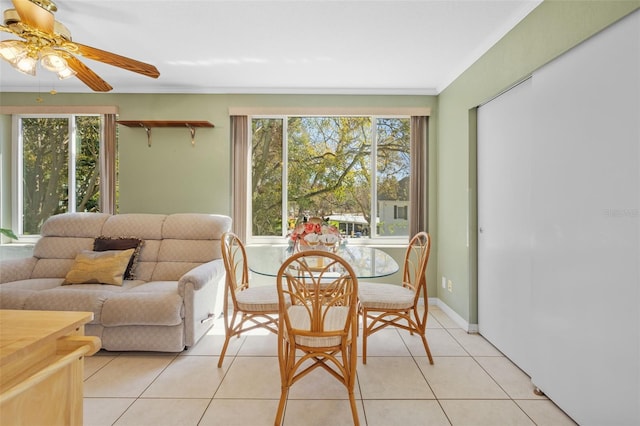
[12,113,106,240]
[247,114,416,246]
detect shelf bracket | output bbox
[140,123,152,147]
[186,124,197,147]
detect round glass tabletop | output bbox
[245,245,399,279]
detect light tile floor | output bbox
[83,306,577,426]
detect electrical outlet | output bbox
[441,276,447,289]
[447,279,453,292]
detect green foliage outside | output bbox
[74,116,101,212]
[21,116,101,235]
[252,116,410,237]
[252,118,284,236]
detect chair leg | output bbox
[217,311,237,368]
[411,307,434,365]
[347,337,360,425]
[421,334,434,365]
[361,309,368,365]
[274,387,288,426]
[217,334,232,368]
[348,390,360,426]
[275,332,292,425]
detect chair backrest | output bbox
[402,232,431,301]
[276,250,358,343]
[220,232,249,306]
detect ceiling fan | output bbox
[0,0,159,92]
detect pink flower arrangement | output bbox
[289,217,341,248]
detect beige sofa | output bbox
[0,212,231,352]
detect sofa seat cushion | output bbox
[0,279,182,327]
[23,287,114,324]
[0,277,64,291]
[101,291,184,327]
[0,288,36,309]
[69,280,147,291]
[0,278,65,309]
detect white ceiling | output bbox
[0,0,542,95]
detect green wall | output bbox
[436,0,640,324]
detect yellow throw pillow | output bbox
[63,249,135,286]
[93,236,144,280]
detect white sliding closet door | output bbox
[529,11,639,425]
[477,78,534,375]
[477,10,639,425]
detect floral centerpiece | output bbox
[289,216,341,251]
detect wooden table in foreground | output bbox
[0,310,101,425]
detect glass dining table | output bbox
[245,245,399,279]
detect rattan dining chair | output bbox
[218,232,279,368]
[275,250,360,426]
[358,231,434,365]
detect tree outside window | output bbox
[19,115,101,235]
[251,116,410,240]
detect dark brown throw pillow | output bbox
[93,236,143,280]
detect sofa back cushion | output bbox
[32,213,111,278]
[152,214,231,281]
[29,212,232,282]
[101,214,166,282]
[40,212,111,237]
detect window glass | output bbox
[376,117,410,236]
[251,118,283,236]
[74,116,101,212]
[21,117,70,235]
[18,115,102,235]
[288,117,372,237]
[251,116,411,241]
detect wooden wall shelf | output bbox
[117,120,215,147]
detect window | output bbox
[13,114,109,237]
[250,116,415,243]
[394,205,408,220]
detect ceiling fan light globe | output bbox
[0,40,27,63]
[56,66,76,79]
[40,49,67,71]
[14,55,37,76]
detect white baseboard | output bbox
[429,298,479,333]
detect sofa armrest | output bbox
[179,259,226,347]
[178,259,226,294]
[0,257,37,284]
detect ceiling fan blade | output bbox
[63,54,113,92]
[12,0,54,34]
[72,42,160,79]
